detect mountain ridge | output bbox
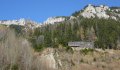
[0,4,120,26]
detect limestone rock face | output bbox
[0,18,41,28]
[43,17,65,24]
[81,4,120,20]
[81,4,110,19]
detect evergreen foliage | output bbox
[29,17,120,50]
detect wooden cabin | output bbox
[68,41,94,49]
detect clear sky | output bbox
[0,0,120,23]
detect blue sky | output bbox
[0,0,120,23]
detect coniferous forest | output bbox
[26,17,120,51]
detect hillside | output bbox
[0,4,120,70]
[28,4,120,50]
[0,4,120,50]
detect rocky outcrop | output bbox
[43,17,65,24]
[0,18,41,28]
[81,4,120,20]
[34,48,57,70]
[81,4,110,19]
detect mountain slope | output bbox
[29,4,120,50]
[0,4,120,50]
[0,4,120,70]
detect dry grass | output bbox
[54,47,120,70]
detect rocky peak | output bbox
[80,4,120,20]
[81,4,110,19]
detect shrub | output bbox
[33,44,44,52]
[65,46,74,53]
[80,59,84,63]
[11,64,19,70]
[9,24,24,36]
[80,48,94,55]
[93,57,97,62]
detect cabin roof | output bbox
[68,41,94,48]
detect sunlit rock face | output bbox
[81,4,110,19]
[0,18,26,26]
[43,17,65,24]
[81,4,96,18]
[43,4,120,23]
[0,18,41,28]
[80,4,120,20]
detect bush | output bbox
[80,48,94,55]
[9,24,24,36]
[65,46,74,53]
[11,64,19,70]
[93,58,96,62]
[80,59,84,63]
[33,44,44,52]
